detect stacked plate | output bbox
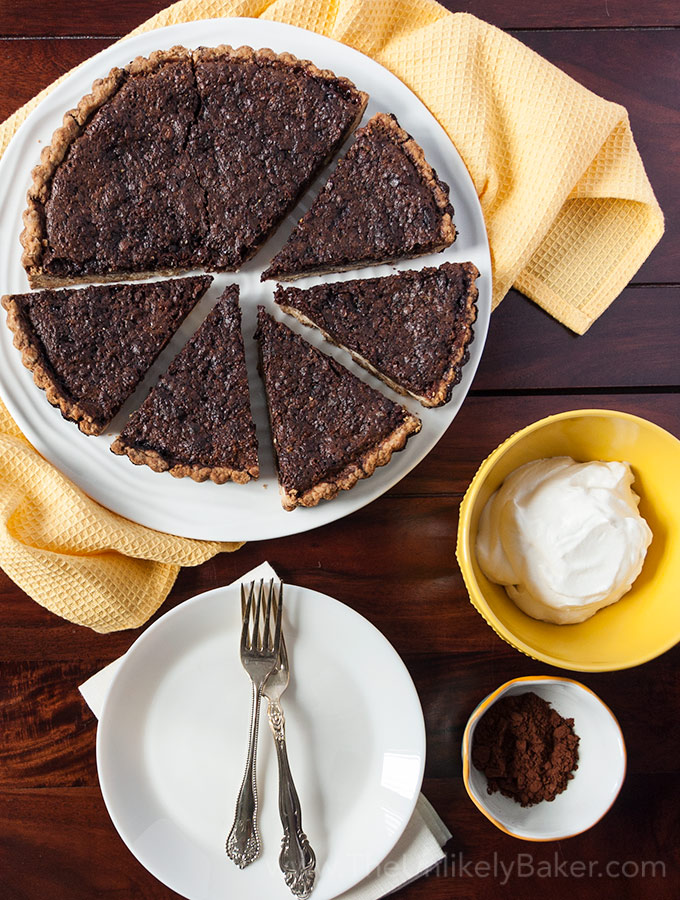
[96,583,426,900]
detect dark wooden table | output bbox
[1,2,678,898]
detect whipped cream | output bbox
[475,457,652,624]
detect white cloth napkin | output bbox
[79,561,451,899]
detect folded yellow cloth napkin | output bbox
[0,0,663,632]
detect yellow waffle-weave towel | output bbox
[0,400,239,631]
[0,0,663,631]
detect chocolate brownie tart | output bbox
[1,274,211,435]
[262,112,456,281]
[255,307,421,510]
[111,286,259,484]
[22,45,368,288]
[275,262,479,407]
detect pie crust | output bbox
[2,292,103,435]
[109,441,258,486]
[279,415,421,511]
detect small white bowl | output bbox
[462,676,626,841]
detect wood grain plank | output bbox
[393,393,679,497]
[0,787,182,899]
[0,776,677,899]
[414,648,680,780]
[0,1,166,38]
[455,0,680,29]
[0,38,111,121]
[408,775,680,900]
[0,494,493,660]
[2,640,677,788]
[0,395,676,661]
[474,287,680,390]
[0,0,679,38]
[0,662,97,788]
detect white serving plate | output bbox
[0,18,491,540]
[96,582,426,900]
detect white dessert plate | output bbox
[96,582,426,900]
[0,18,492,540]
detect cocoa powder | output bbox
[471,691,580,807]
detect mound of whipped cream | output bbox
[475,457,652,624]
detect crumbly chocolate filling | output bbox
[6,275,211,429]
[262,112,455,280]
[40,52,366,278]
[114,285,258,474]
[275,261,478,404]
[255,307,412,495]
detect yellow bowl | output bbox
[456,409,680,671]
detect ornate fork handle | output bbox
[268,699,316,898]
[226,681,263,867]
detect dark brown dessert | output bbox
[262,112,456,281]
[111,286,259,484]
[1,274,212,435]
[275,262,479,407]
[255,307,421,510]
[22,46,368,288]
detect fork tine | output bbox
[271,582,281,652]
[273,581,283,659]
[279,625,288,669]
[262,579,274,650]
[252,579,265,650]
[240,583,253,652]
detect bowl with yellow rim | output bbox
[462,676,626,841]
[456,409,680,671]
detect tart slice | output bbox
[255,307,421,510]
[22,45,368,288]
[275,262,479,407]
[1,274,212,435]
[111,286,259,484]
[262,113,456,281]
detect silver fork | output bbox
[263,584,316,898]
[225,579,282,868]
